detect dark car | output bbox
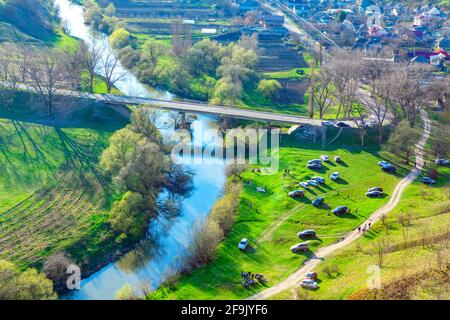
[421,177,436,185]
[336,122,350,128]
[382,165,397,173]
[332,206,349,216]
[435,159,449,166]
[366,191,384,198]
[312,197,325,207]
[368,187,383,193]
[307,163,322,170]
[297,230,316,239]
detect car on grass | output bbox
[297,230,316,239]
[333,206,349,216]
[312,176,325,184]
[305,272,318,281]
[378,161,390,167]
[334,156,342,163]
[307,179,319,187]
[300,279,318,290]
[321,155,330,162]
[308,159,323,165]
[366,190,384,198]
[289,190,305,198]
[421,177,436,185]
[336,122,350,128]
[299,182,310,188]
[322,121,335,127]
[382,165,397,173]
[435,159,449,166]
[290,242,309,253]
[368,187,383,193]
[238,238,249,250]
[312,197,325,207]
[330,172,340,181]
[307,163,323,170]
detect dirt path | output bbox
[248,111,431,300]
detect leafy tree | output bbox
[0,260,56,300]
[142,40,166,66]
[257,79,282,101]
[385,121,420,164]
[110,191,154,240]
[104,3,116,16]
[212,76,243,105]
[109,28,130,49]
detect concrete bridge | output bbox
[58,90,355,127]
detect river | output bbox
[54,0,226,300]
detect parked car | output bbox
[366,191,384,198]
[297,230,316,239]
[435,159,449,166]
[366,119,378,127]
[238,238,249,250]
[312,176,325,184]
[308,159,323,165]
[307,163,322,170]
[334,156,342,163]
[368,187,383,193]
[330,172,340,181]
[307,179,319,187]
[322,121,335,127]
[305,272,318,281]
[336,122,350,128]
[321,155,330,162]
[378,161,390,167]
[299,182,310,188]
[312,197,324,207]
[333,206,349,216]
[382,165,397,173]
[421,177,436,185]
[290,242,309,253]
[289,190,305,198]
[300,279,318,290]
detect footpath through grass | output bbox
[149,129,411,300]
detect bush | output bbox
[42,252,75,292]
[209,182,242,234]
[109,28,130,49]
[188,220,223,267]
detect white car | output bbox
[238,238,249,250]
[321,121,335,127]
[299,182,310,188]
[300,279,318,290]
[307,180,318,187]
[312,176,325,184]
[330,172,340,181]
[321,155,330,162]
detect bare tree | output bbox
[80,40,103,93]
[171,20,192,59]
[25,49,68,116]
[372,236,389,268]
[0,43,21,110]
[101,48,125,93]
[314,68,334,119]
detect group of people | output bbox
[241,271,266,288]
[358,221,372,233]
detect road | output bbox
[248,110,431,300]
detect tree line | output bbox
[0,41,125,115]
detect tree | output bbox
[129,108,163,146]
[188,219,223,266]
[372,237,389,268]
[314,68,334,119]
[42,252,75,292]
[0,43,20,110]
[109,191,154,240]
[385,121,420,164]
[115,283,137,300]
[0,260,56,300]
[109,28,130,49]
[25,48,68,116]
[184,39,224,77]
[104,3,116,16]
[80,40,104,93]
[212,76,243,105]
[101,48,126,93]
[171,21,192,59]
[431,123,450,158]
[257,79,282,101]
[142,40,166,66]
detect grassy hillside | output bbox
[148,128,415,300]
[0,98,129,272]
[0,0,56,43]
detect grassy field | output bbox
[0,98,129,271]
[148,128,414,300]
[271,179,449,300]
